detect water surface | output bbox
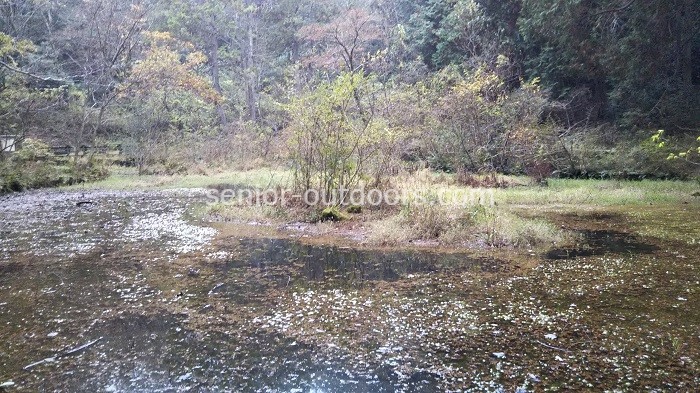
[1,190,698,391]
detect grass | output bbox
[366,203,572,248]
[497,178,697,206]
[390,171,697,207]
[361,172,697,248]
[206,202,292,223]
[64,166,291,191]
[70,166,697,206]
[66,166,699,250]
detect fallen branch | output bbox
[208,283,225,296]
[60,337,103,357]
[535,340,571,353]
[23,337,103,371]
[23,357,56,371]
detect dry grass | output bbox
[367,202,572,249]
[391,171,696,207]
[82,167,696,251]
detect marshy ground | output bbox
[0,174,698,391]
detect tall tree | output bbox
[118,31,220,173]
[298,7,385,74]
[158,0,241,125]
[47,0,148,153]
[519,0,700,127]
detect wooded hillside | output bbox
[1,0,698,180]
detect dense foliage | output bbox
[1,0,698,188]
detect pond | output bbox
[0,190,698,391]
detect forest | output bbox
[1,0,699,191]
[2,1,700,391]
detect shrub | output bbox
[347,205,363,214]
[288,72,398,202]
[456,170,512,188]
[317,207,349,222]
[524,161,554,186]
[422,68,548,174]
[68,157,110,184]
[1,139,61,192]
[1,138,109,193]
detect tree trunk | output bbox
[209,35,228,126]
[245,12,258,122]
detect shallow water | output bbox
[0,190,698,391]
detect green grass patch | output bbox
[65,166,292,191]
[392,175,697,208]
[496,178,697,206]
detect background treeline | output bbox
[1,0,699,191]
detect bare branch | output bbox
[592,0,636,17]
[0,60,66,84]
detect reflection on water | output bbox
[230,237,506,284]
[546,229,659,260]
[3,190,697,391]
[0,190,457,391]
